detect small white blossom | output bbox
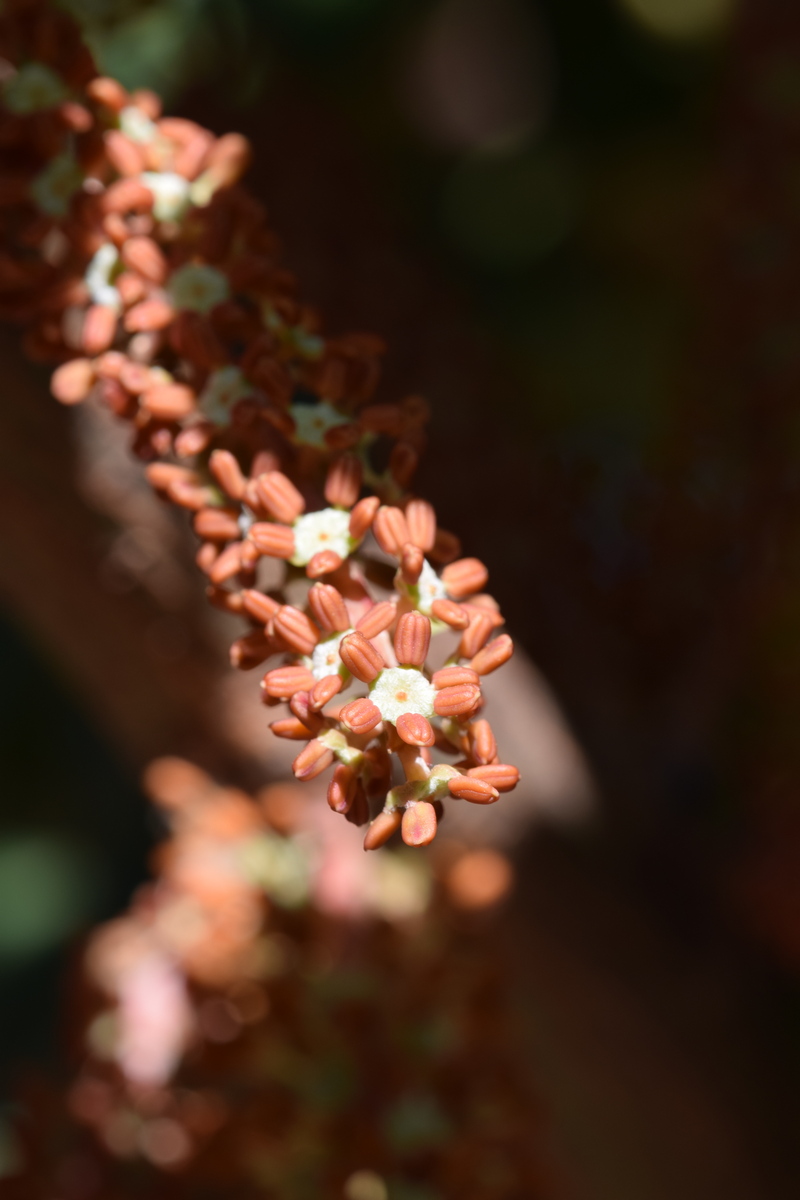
[370,667,436,724]
[4,63,67,114]
[141,171,191,222]
[84,242,123,313]
[167,263,229,313]
[30,152,83,217]
[197,366,251,425]
[398,558,447,616]
[119,105,158,144]
[291,507,353,567]
[311,630,352,681]
[289,400,349,449]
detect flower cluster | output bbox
[0,0,519,848]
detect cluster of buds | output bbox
[0,0,519,848]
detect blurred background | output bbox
[3,0,800,1195]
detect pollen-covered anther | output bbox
[248,522,296,560]
[255,471,305,524]
[405,499,437,553]
[469,719,498,765]
[470,634,514,676]
[441,557,489,600]
[467,764,520,792]
[309,674,343,711]
[394,611,431,668]
[292,739,334,781]
[373,506,410,558]
[308,583,350,633]
[363,808,402,851]
[400,542,424,585]
[340,697,382,735]
[324,453,362,509]
[430,598,470,630]
[349,496,380,541]
[432,666,480,690]
[459,612,495,659]
[401,801,438,847]
[434,684,482,718]
[262,665,315,700]
[395,712,435,747]
[448,776,499,804]
[356,601,396,640]
[327,763,356,813]
[339,632,384,683]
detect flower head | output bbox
[167,262,230,313]
[370,667,435,724]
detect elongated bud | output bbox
[306,550,344,578]
[241,589,280,624]
[101,178,154,214]
[467,764,520,793]
[389,441,418,488]
[121,236,167,283]
[309,673,343,711]
[230,631,272,669]
[442,557,489,600]
[167,479,213,511]
[364,746,392,797]
[432,666,479,690]
[394,611,431,668]
[430,598,470,629]
[51,358,94,404]
[356,601,396,640]
[469,719,497,766]
[327,764,356,813]
[270,717,313,740]
[273,606,320,656]
[325,453,361,509]
[248,522,296,559]
[308,583,350,633]
[196,543,218,575]
[175,424,213,459]
[373,506,410,558]
[81,304,117,355]
[209,542,244,584]
[206,585,244,615]
[262,665,315,700]
[470,634,514,676]
[434,684,482,718]
[395,712,435,747]
[209,449,246,500]
[193,507,241,542]
[431,528,461,564]
[255,471,305,524]
[400,542,424,585]
[402,801,438,847]
[292,739,334,781]
[459,612,495,659]
[349,495,380,540]
[87,76,129,110]
[105,130,146,176]
[142,383,195,420]
[340,697,382,735]
[364,808,402,850]
[448,775,499,804]
[339,632,384,683]
[345,781,370,826]
[124,298,174,333]
[405,499,437,552]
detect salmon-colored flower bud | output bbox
[441,557,489,600]
[430,598,470,629]
[124,298,175,333]
[459,612,495,659]
[121,236,168,284]
[141,383,195,420]
[402,801,438,847]
[359,403,404,437]
[340,696,382,735]
[87,76,129,110]
[432,665,480,690]
[310,673,343,711]
[400,542,424,585]
[203,132,252,189]
[262,665,316,700]
[470,634,514,676]
[345,781,370,826]
[306,550,344,579]
[270,717,313,741]
[292,739,334,781]
[287,692,323,735]
[373,506,410,558]
[248,522,296,560]
[448,775,499,804]
[230,631,272,670]
[51,358,94,404]
[166,478,211,510]
[81,305,117,355]
[193,507,241,542]
[209,450,246,500]
[308,583,350,633]
[116,273,149,310]
[431,527,462,563]
[363,807,402,850]
[389,441,418,488]
[208,541,244,584]
[394,610,431,667]
[395,712,435,747]
[102,213,128,247]
[118,360,151,394]
[363,746,392,797]
[468,719,497,765]
[239,540,260,571]
[241,589,280,624]
[405,499,437,552]
[467,764,520,793]
[104,129,146,176]
[174,131,212,181]
[340,632,384,683]
[196,542,218,574]
[356,601,396,640]
[174,424,213,458]
[255,471,305,524]
[273,606,320,656]
[434,684,482,718]
[327,763,356,813]
[205,586,244,615]
[101,178,154,215]
[324,453,361,509]
[349,495,380,541]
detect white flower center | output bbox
[4,64,67,114]
[310,630,352,681]
[290,508,353,567]
[84,242,123,313]
[119,106,158,144]
[197,366,251,425]
[289,400,349,449]
[141,171,191,222]
[167,263,229,313]
[370,667,436,724]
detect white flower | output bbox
[310,630,352,681]
[141,171,191,222]
[119,105,158,144]
[398,558,447,616]
[167,263,229,313]
[4,63,67,114]
[84,242,123,313]
[369,666,436,724]
[291,507,353,567]
[197,366,251,425]
[289,400,349,449]
[30,152,83,217]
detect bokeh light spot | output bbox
[617,0,735,41]
[0,835,95,962]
